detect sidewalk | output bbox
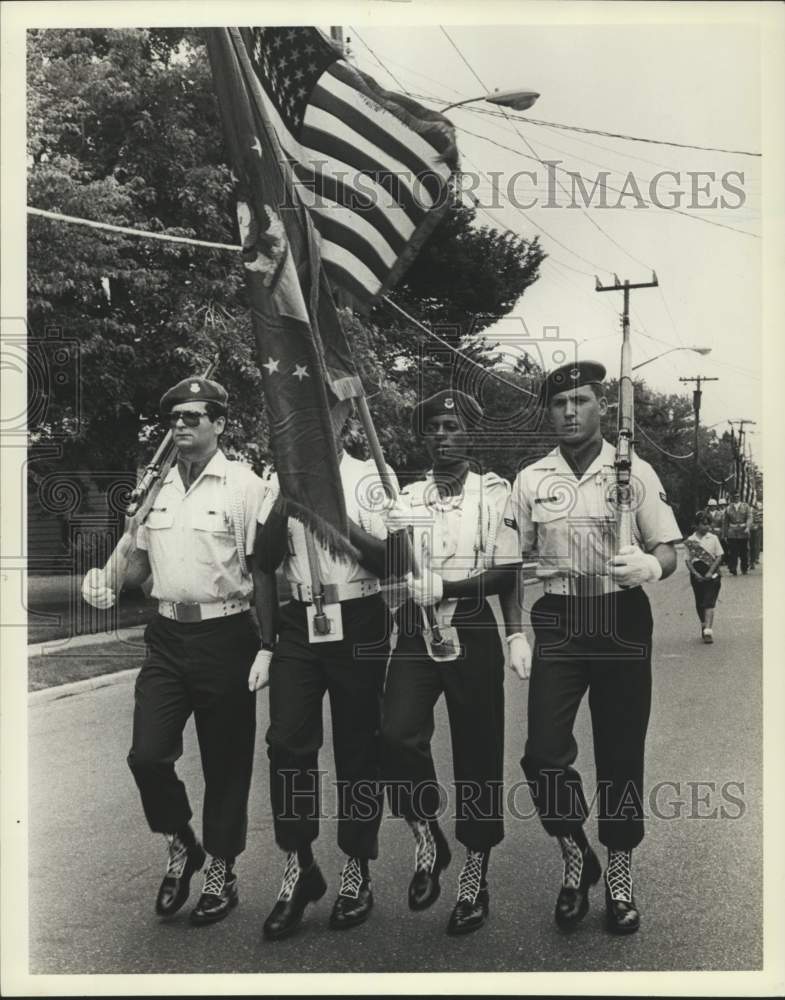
[28,626,147,658]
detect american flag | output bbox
[241,26,458,309]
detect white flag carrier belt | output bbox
[290,578,381,604]
[158,598,251,622]
[411,473,495,630]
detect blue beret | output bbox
[412,390,483,435]
[160,377,229,412]
[541,361,606,405]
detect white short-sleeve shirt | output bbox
[137,449,271,602]
[510,439,681,579]
[259,452,399,587]
[401,470,521,581]
[684,530,723,566]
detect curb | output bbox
[29,667,139,705]
[28,625,147,658]
[28,577,549,701]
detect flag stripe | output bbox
[300,122,428,227]
[321,241,383,300]
[291,160,412,253]
[305,98,438,211]
[309,201,397,270]
[326,62,455,173]
[262,83,419,246]
[323,259,376,307]
[310,78,447,206]
[240,26,457,308]
[312,210,392,286]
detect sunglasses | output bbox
[167,409,208,428]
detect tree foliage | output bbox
[27,27,546,488]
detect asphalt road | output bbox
[28,567,763,975]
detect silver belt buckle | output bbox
[173,602,202,623]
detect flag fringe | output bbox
[272,493,360,563]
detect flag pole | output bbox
[354,392,452,651]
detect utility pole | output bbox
[679,375,719,513]
[728,419,756,494]
[330,26,345,55]
[595,272,659,446]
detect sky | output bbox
[0,4,769,473]
[343,22,763,463]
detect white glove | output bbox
[406,570,444,607]
[609,545,663,587]
[81,567,116,609]
[506,632,532,680]
[248,648,274,692]
[382,497,418,533]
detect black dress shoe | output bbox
[555,842,602,930]
[446,885,489,936]
[329,857,373,930]
[190,858,239,926]
[605,885,640,935]
[409,823,451,911]
[155,836,206,918]
[263,857,327,941]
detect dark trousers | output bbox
[266,594,389,860]
[382,599,505,852]
[690,573,721,621]
[726,537,749,574]
[522,588,653,850]
[749,528,761,565]
[127,612,258,859]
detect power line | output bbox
[459,151,610,276]
[438,28,669,347]
[348,27,412,94]
[454,123,761,239]
[440,29,637,270]
[381,295,538,397]
[439,26,487,90]
[439,29,648,275]
[411,88,762,158]
[636,423,693,459]
[515,114,761,159]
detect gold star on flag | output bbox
[250,136,263,158]
[263,357,280,375]
[293,364,310,381]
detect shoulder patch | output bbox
[504,516,518,530]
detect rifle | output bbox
[101,353,220,594]
[596,274,658,551]
[615,310,635,551]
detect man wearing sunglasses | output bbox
[82,376,274,928]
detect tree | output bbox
[599,378,736,533]
[27,28,546,489]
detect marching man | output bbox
[82,376,274,926]
[382,390,528,936]
[511,362,680,935]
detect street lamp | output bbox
[442,89,541,115]
[631,345,711,371]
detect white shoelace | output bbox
[606,849,633,903]
[456,850,485,904]
[558,835,584,890]
[412,821,437,874]
[277,852,300,902]
[164,834,188,879]
[202,856,228,897]
[338,857,364,899]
